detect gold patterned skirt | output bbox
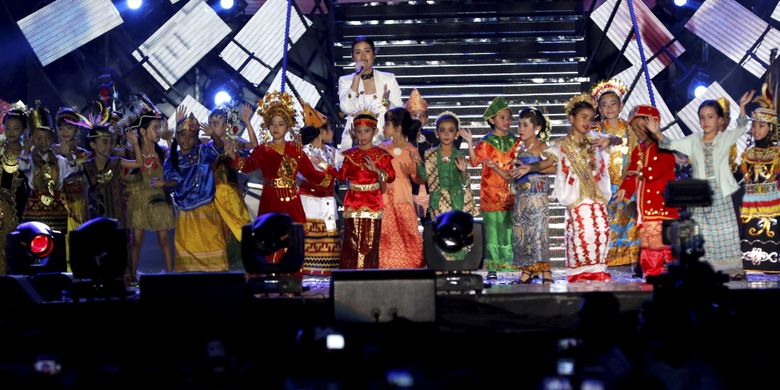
[174,202,228,272]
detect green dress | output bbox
[417,147,478,218]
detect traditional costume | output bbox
[591,79,640,267]
[740,104,780,273]
[0,104,30,273]
[469,97,519,271]
[165,114,227,272]
[299,102,341,275]
[618,105,678,277]
[327,103,396,269]
[511,109,553,276]
[545,94,612,282]
[19,102,80,235]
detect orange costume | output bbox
[378,142,424,269]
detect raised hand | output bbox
[364,156,380,174]
[739,90,756,109]
[240,103,253,123]
[125,128,139,145]
[176,105,187,122]
[455,156,467,172]
[459,128,473,145]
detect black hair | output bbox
[698,99,726,118]
[138,116,166,168]
[435,114,459,130]
[3,110,27,128]
[597,91,621,105]
[519,108,550,141]
[351,36,376,54]
[301,125,321,145]
[568,101,596,118]
[385,107,422,144]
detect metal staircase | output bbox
[333,0,589,262]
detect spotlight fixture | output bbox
[423,211,485,292]
[241,213,305,295]
[6,222,66,275]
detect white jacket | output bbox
[337,69,403,150]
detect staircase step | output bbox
[339,19,581,40]
[336,1,583,20]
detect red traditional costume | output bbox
[327,107,396,269]
[618,105,678,277]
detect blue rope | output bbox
[627,0,655,107]
[280,0,293,93]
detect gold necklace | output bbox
[2,149,19,174]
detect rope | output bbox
[627,0,655,107]
[280,0,293,92]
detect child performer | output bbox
[19,102,81,235]
[298,102,342,275]
[225,91,330,224]
[415,111,478,218]
[615,106,678,277]
[164,113,228,272]
[121,97,175,277]
[0,104,30,273]
[739,94,780,274]
[516,94,616,282]
[54,107,90,234]
[647,91,754,279]
[462,96,520,274]
[378,107,424,269]
[325,101,395,269]
[591,79,639,268]
[510,108,555,283]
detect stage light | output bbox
[220,0,311,86]
[214,90,232,106]
[133,0,231,89]
[686,0,780,78]
[69,218,128,299]
[674,0,687,6]
[693,85,706,98]
[17,0,124,67]
[220,0,234,9]
[423,211,484,291]
[128,0,143,10]
[6,222,66,275]
[241,213,305,294]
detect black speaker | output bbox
[330,269,436,323]
[140,272,246,313]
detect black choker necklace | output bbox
[361,72,374,80]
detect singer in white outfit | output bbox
[338,36,403,150]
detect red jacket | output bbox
[619,141,679,222]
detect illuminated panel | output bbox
[18,0,124,66]
[133,0,231,89]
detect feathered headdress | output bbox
[565,93,597,116]
[1,100,27,128]
[350,95,384,129]
[63,110,114,140]
[590,79,628,102]
[28,100,53,133]
[751,83,778,125]
[257,91,297,129]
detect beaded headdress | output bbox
[751,84,778,125]
[258,91,297,129]
[435,111,460,128]
[590,79,628,102]
[564,93,597,116]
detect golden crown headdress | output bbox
[350,95,384,128]
[751,83,778,125]
[591,79,628,102]
[177,113,200,134]
[257,91,297,129]
[715,97,731,120]
[28,100,53,132]
[565,93,597,116]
